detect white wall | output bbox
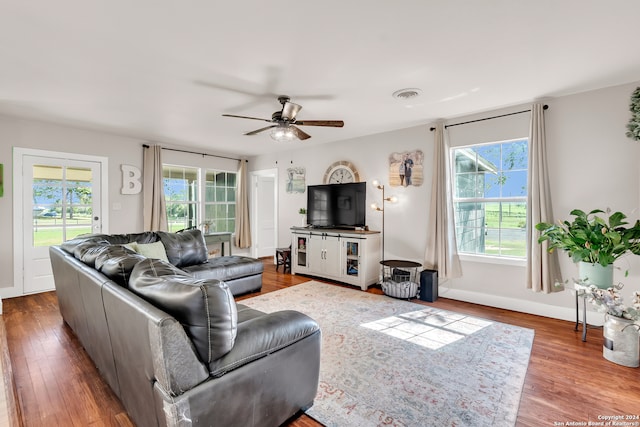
[249,124,434,264]
[0,115,243,296]
[250,80,640,323]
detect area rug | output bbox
[242,281,534,427]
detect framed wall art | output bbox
[388,150,424,187]
[286,166,306,193]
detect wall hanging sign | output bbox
[286,167,306,193]
[388,150,424,187]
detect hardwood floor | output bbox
[3,258,640,426]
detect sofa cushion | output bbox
[157,229,208,268]
[208,310,320,377]
[99,253,147,287]
[129,258,238,363]
[78,243,112,268]
[94,246,146,287]
[60,234,109,254]
[136,241,170,262]
[126,232,158,244]
[182,256,264,281]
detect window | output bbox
[164,166,198,232]
[163,166,236,233]
[452,138,528,258]
[205,171,236,233]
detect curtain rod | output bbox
[429,104,548,131]
[142,144,247,162]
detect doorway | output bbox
[12,148,108,296]
[250,168,278,259]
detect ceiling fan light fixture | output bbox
[270,125,297,142]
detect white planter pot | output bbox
[578,261,613,289]
[603,314,640,367]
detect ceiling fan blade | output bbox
[281,101,302,121]
[222,114,272,123]
[290,125,311,140]
[294,120,344,127]
[245,125,277,135]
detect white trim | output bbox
[9,147,109,298]
[438,285,606,326]
[459,253,526,267]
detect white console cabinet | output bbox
[291,228,381,290]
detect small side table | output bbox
[204,232,233,257]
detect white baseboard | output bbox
[438,286,605,327]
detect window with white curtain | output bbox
[163,165,236,233]
[451,138,528,258]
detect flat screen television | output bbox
[306,182,367,229]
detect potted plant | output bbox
[299,208,307,227]
[581,283,640,367]
[536,209,640,288]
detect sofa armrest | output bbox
[208,310,320,377]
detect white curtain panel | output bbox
[424,123,462,279]
[526,103,562,292]
[142,144,168,232]
[234,160,252,248]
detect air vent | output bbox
[392,88,422,100]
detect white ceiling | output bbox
[1,1,639,156]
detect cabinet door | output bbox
[308,234,325,273]
[308,233,341,279]
[342,239,362,284]
[292,233,310,274]
[322,235,342,278]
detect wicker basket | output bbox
[381,280,418,299]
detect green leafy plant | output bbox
[299,208,307,215]
[536,209,640,267]
[626,86,640,141]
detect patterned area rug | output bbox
[242,281,534,427]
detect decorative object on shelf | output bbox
[299,208,307,226]
[388,150,424,187]
[286,166,306,193]
[536,208,640,287]
[626,86,640,141]
[370,180,397,261]
[323,160,360,184]
[200,220,214,234]
[575,282,640,366]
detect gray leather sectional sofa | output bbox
[49,229,321,427]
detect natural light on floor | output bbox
[361,308,493,350]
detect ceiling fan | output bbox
[222,95,344,141]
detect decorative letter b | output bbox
[121,164,142,194]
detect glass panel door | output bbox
[23,156,102,294]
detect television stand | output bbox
[290,227,381,290]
